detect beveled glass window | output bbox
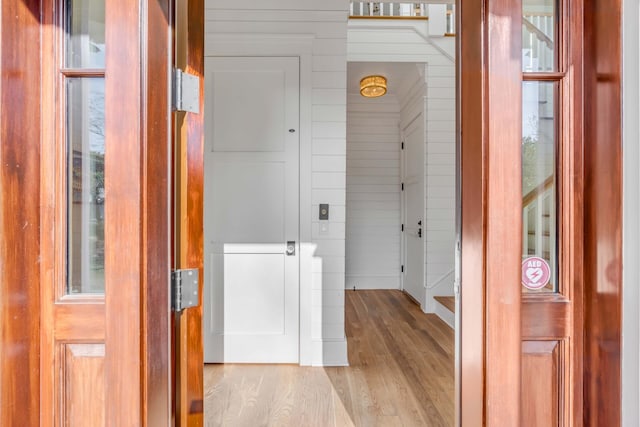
[522,0,557,72]
[64,0,106,294]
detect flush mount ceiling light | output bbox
[360,75,387,98]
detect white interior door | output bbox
[401,115,425,307]
[203,57,300,363]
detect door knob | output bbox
[418,229,422,238]
[418,220,422,226]
[286,241,296,256]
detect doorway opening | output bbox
[345,60,456,324]
[198,0,597,425]
[201,1,459,425]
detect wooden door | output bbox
[458,0,622,425]
[203,57,300,364]
[519,0,585,425]
[37,0,173,425]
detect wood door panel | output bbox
[521,341,560,427]
[36,0,173,424]
[519,0,588,424]
[54,304,105,340]
[2,0,171,423]
[522,299,570,339]
[61,344,105,426]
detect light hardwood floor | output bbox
[204,290,454,426]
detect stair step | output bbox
[527,249,551,258]
[434,296,455,314]
[528,231,551,237]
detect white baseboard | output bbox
[311,339,349,366]
[345,275,400,290]
[434,300,454,329]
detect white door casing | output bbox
[401,114,426,308]
[204,56,300,363]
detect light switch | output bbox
[319,204,329,220]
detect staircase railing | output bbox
[523,13,555,71]
[522,175,555,277]
[349,2,458,36]
[349,2,427,18]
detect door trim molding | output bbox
[204,33,316,365]
[0,1,43,423]
[457,0,523,424]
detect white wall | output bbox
[622,0,640,423]
[348,20,454,63]
[346,94,401,290]
[205,0,349,366]
[424,61,456,311]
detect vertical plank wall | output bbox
[346,94,402,290]
[205,0,350,365]
[424,60,456,310]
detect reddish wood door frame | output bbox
[142,0,173,424]
[0,1,42,425]
[458,0,524,424]
[173,0,205,425]
[583,0,623,424]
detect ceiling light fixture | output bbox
[360,75,387,98]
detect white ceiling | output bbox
[347,62,423,96]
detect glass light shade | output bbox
[360,75,387,98]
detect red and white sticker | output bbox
[521,257,551,290]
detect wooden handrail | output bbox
[349,2,426,18]
[522,17,554,50]
[349,15,428,20]
[522,175,554,207]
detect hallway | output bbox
[204,290,454,426]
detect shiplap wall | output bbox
[206,0,349,366]
[346,95,401,290]
[348,20,454,63]
[424,61,456,311]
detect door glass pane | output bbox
[522,0,557,72]
[522,81,557,293]
[65,0,105,68]
[67,78,105,294]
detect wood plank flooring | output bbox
[204,290,454,426]
[434,296,455,313]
